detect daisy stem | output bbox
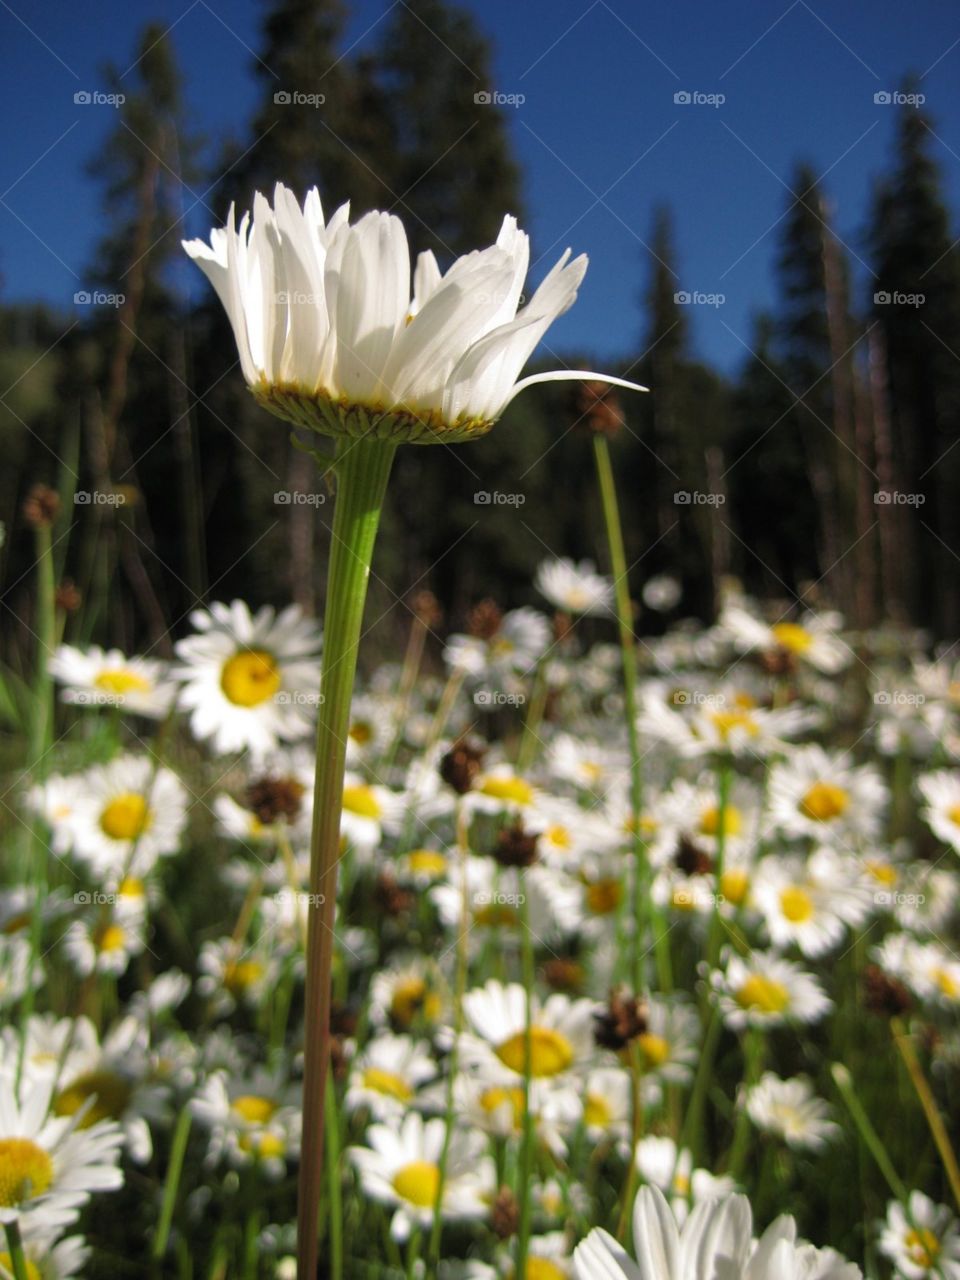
[152,1103,193,1262]
[324,1071,344,1280]
[591,433,670,994]
[615,1041,644,1242]
[890,1018,960,1212]
[706,760,732,967]
[515,870,536,1278]
[3,1220,29,1280]
[516,659,549,772]
[726,1028,763,1179]
[830,1063,907,1202]
[298,437,397,1280]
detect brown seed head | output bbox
[55,579,83,613]
[22,484,59,528]
[576,380,625,437]
[491,1185,520,1240]
[862,964,912,1018]
[594,988,649,1051]
[244,775,305,826]
[439,738,486,795]
[466,598,503,640]
[492,819,540,868]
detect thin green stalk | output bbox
[831,1063,907,1201]
[681,1005,723,1163]
[726,1029,764,1179]
[891,1018,960,1211]
[152,1105,193,1262]
[706,760,732,968]
[515,872,536,1278]
[297,437,397,1280]
[3,1220,29,1280]
[591,434,670,993]
[324,1072,344,1280]
[516,660,549,772]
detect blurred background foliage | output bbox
[2,0,960,669]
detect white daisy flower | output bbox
[345,1034,436,1121]
[48,644,175,718]
[917,770,960,854]
[459,980,597,1084]
[767,746,887,846]
[173,600,322,759]
[633,997,700,1085]
[61,913,145,979]
[545,733,628,800]
[26,776,86,857]
[1,1230,89,1279]
[196,937,281,1019]
[348,1111,495,1242]
[445,608,552,682]
[878,1191,960,1280]
[535,558,613,616]
[720,603,851,674]
[633,1136,736,1224]
[368,959,447,1034]
[580,1066,631,1144]
[183,185,643,443]
[752,855,853,957]
[743,1073,839,1150]
[338,772,406,856]
[709,949,832,1029]
[191,1069,301,1179]
[0,936,43,1011]
[440,1075,577,1160]
[639,687,815,760]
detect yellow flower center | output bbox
[673,1171,691,1195]
[865,860,898,886]
[771,622,812,654]
[480,1086,525,1126]
[93,923,126,953]
[0,1256,40,1280]
[341,785,382,820]
[583,1093,611,1129]
[905,1227,941,1267]
[390,979,440,1027]
[545,824,571,848]
[224,960,264,994]
[709,710,758,741]
[638,1033,671,1068]
[232,1095,277,1125]
[349,721,374,744]
[699,805,743,838]
[525,1261,567,1280]
[948,805,960,828]
[474,905,520,927]
[935,969,959,1000]
[239,1130,286,1159]
[0,1138,54,1207]
[496,1027,574,1077]
[54,1070,131,1126]
[585,879,623,915]
[406,850,447,877]
[100,792,151,841]
[95,668,151,695]
[624,814,659,837]
[736,975,790,1014]
[720,868,750,905]
[118,876,145,898]
[799,782,848,822]
[362,1068,413,1101]
[220,649,281,708]
[480,776,534,806]
[780,886,815,923]
[392,1160,440,1208]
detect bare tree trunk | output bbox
[868,326,904,622]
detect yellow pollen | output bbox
[905,1227,941,1267]
[95,668,151,695]
[220,649,282,708]
[496,1027,573,1078]
[390,978,440,1027]
[673,1171,691,1196]
[474,905,520,927]
[771,622,813,654]
[0,1138,54,1207]
[392,1160,440,1208]
[736,975,790,1014]
[525,1260,567,1280]
[625,814,658,836]
[638,1033,671,1068]
[780,886,815,923]
[480,1086,525,1126]
[100,792,151,841]
[231,1095,277,1125]
[583,1093,611,1129]
[224,959,264,994]
[699,805,743,838]
[545,825,571,848]
[866,860,898,886]
[585,879,623,915]
[341,784,382,820]
[709,710,759,741]
[94,923,126,953]
[720,868,750,905]
[362,1068,412,1101]
[407,850,447,877]
[733,691,757,709]
[0,1256,40,1280]
[118,876,145,898]
[349,721,374,744]
[799,782,849,822]
[480,776,534,806]
[935,969,960,1000]
[54,1070,131,1126]
[239,1130,286,1159]
[949,805,960,829]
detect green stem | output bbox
[297,437,396,1280]
[831,1063,907,1201]
[152,1106,193,1261]
[516,660,549,772]
[324,1072,343,1280]
[706,760,732,968]
[727,1029,764,1180]
[591,434,670,994]
[681,1005,723,1163]
[515,872,536,1277]
[3,1220,29,1280]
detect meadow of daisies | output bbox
[5,536,960,1278]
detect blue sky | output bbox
[1,0,958,374]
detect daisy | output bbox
[48,644,174,718]
[708,949,832,1030]
[60,913,145,979]
[633,1136,736,1223]
[196,937,281,1019]
[445,608,552,683]
[183,186,644,444]
[719,603,851,674]
[0,1231,89,1280]
[348,1111,495,1241]
[545,733,628,800]
[535,558,613,616]
[917,770,960,854]
[632,997,700,1085]
[639,687,815,760]
[0,936,42,1011]
[191,1069,301,1179]
[460,980,597,1084]
[767,746,887,846]
[345,1034,436,1121]
[368,959,446,1034]
[580,1067,632,1144]
[63,754,188,880]
[26,776,86,857]
[751,855,852,957]
[878,1191,960,1279]
[743,1073,839,1150]
[173,600,322,759]
[444,1075,578,1160]
[338,772,406,856]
